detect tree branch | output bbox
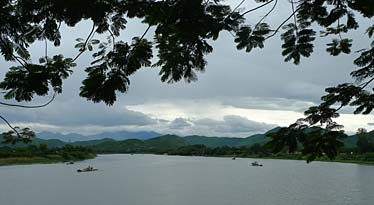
[72,23,96,62]
[224,0,247,21]
[139,25,152,41]
[291,0,298,35]
[236,0,274,20]
[44,38,48,61]
[108,29,116,50]
[359,77,374,90]
[0,114,21,138]
[0,92,56,109]
[0,37,31,72]
[333,78,374,114]
[254,0,278,30]
[337,18,343,40]
[265,6,301,39]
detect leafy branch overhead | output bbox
[0,0,373,161]
[80,37,153,105]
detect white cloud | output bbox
[169,118,192,129]
[192,115,276,136]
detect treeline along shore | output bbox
[0,145,96,166]
[1,127,374,166]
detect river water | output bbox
[0,154,373,205]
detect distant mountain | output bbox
[90,139,146,153]
[344,130,374,148]
[1,127,365,152]
[71,138,115,147]
[184,135,243,147]
[90,135,189,153]
[145,135,189,150]
[37,130,161,142]
[0,136,66,148]
[184,127,280,147]
[184,134,270,148]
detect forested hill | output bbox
[184,134,269,147]
[0,127,368,152]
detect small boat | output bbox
[77,166,98,172]
[232,157,236,160]
[251,161,263,167]
[66,161,74,165]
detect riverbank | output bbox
[0,154,97,166]
[97,152,374,166]
[0,144,97,167]
[213,154,374,166]
[0,154,96,166]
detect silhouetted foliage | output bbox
[0,0,373,161]
[1,127,35,144]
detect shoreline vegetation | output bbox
[1,131,374,166]
[0,145,96,166]
[1,150,374,166]
[0,155,96,166]
[210,154,374,166]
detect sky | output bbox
[0,0,373,137]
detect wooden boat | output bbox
[77,166,98,172]
[251,161,263,167]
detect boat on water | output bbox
[66,161,74,165]
[251,161,263,167]
[77,166,98,172]
[232,157,236,160]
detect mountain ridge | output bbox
[1,127,366,150]
[37,130,161,142]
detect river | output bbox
[0,154,373,205]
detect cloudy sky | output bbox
[1,0,373,137]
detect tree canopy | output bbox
[0,0,373,162]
